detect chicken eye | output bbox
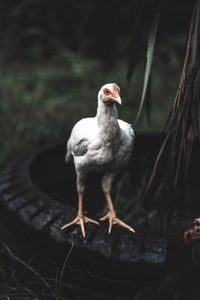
[105,90,110,95]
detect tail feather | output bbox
[65,151,72,163]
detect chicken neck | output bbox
[96,100,120,143]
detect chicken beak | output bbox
[114,95,122,105]
[109,95,122,105]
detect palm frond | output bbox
[144,74,152,125]
[134,9,160,125]
[126,0,161,124]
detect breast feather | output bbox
[118,119,134,140]
[68,117,98,157]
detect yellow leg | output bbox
[100,191,135,234]
[61,194,99,237]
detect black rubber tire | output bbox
[0,135,173,299]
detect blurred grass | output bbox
[0,34,185,169]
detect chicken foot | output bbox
[100,191,135,234]
[61,194,99,237]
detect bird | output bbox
[61,83,135,237]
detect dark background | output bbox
[0,1,198,298]
[0,0,196,168]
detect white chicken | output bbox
[61,83,135,237]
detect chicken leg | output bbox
[61,171,99,237]
[61,194,99,237]
[100,172,135,234]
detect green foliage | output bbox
[0,33,184,169]
[134,5,160,125]
[0,31,185,232]
[0,27,186,230]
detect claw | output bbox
[100,215,107,221]
[100,211,135,234]
[108,218,112,234]
[61,215,100,237]
[80,218,85,237]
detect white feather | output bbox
[65,84,135,192]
